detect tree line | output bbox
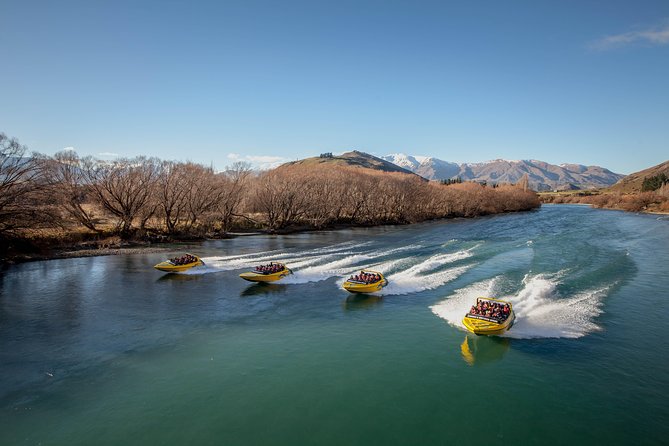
[0,133,540,254]
[641,173,668,192]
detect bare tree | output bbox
[0,133,57,241]
[44,150,100,231]
[85,156,159,238]
[658,182,669,198]
[156,161,190,234]
[216,161,252,232]
[182,163,223,231]
[252,167,308,230]
[299,165,345,228]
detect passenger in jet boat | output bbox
[171,254,197,265]
[469,300,511,322]
[350,271,381,284]
[254,263,285,274]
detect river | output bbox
[1,205,668,445]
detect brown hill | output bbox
[608,159,669,193]
[283,151,421,177]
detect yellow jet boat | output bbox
[154,253,204,273]
[239,262,292,282]
[342,270,388,294]
[462,297,515,336]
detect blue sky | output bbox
[1,0,668,173]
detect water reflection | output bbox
[156,273,204,283]
[460,335,510,366]
[240,283,287,297]
[342,294,383,311]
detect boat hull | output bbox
[239,269,292,282]
[343,279,387,294]
[462,311,515,336]
[153,259,204,273]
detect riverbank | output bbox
[1,207,542,265]
[543,202,669,216]
[1,234,224,265]
[5,244,174,264]
[539,190,669,214]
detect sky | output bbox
[1,0,668,174]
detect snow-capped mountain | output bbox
[382,154,625,190]
[382,153,427,171]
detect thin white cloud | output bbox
[245,155,286,164]
[62,146,76,152]
[245,155,288,170]
[590,21,669,50]
[225,152,288,170]
[98,151,120,158]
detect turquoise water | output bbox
[1,205,668,445]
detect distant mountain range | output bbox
[382,154,625,191]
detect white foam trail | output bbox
[202,253,317,271]
[206,244,375,270]
[333,248,476,294]
[200,241,368,267]
[196,243,423,279]
[282,253,378,284]
[383,244,424,255]
[310,241,372,252]
[505,275,608,339]
[431,273,610,339]
[281,244,423,284]
[281,244,421,275]
[381,265,472,295]
[400,250,474,276]
[205,248,285,262]
[372,258,413,274]
[384,247,476,281]
[288,251,357,269]
[178,264,221,275]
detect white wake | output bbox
[430,273,610,339]
[283,244,424,284]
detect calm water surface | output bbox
[1,205,668,445]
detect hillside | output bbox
[539,159,669,214]
[382,154,624,190]
[607,159,669,193]
[285,151,419,176]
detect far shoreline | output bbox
[542,202,669,215]
[2,209,541,265]
[5,204,667,266]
